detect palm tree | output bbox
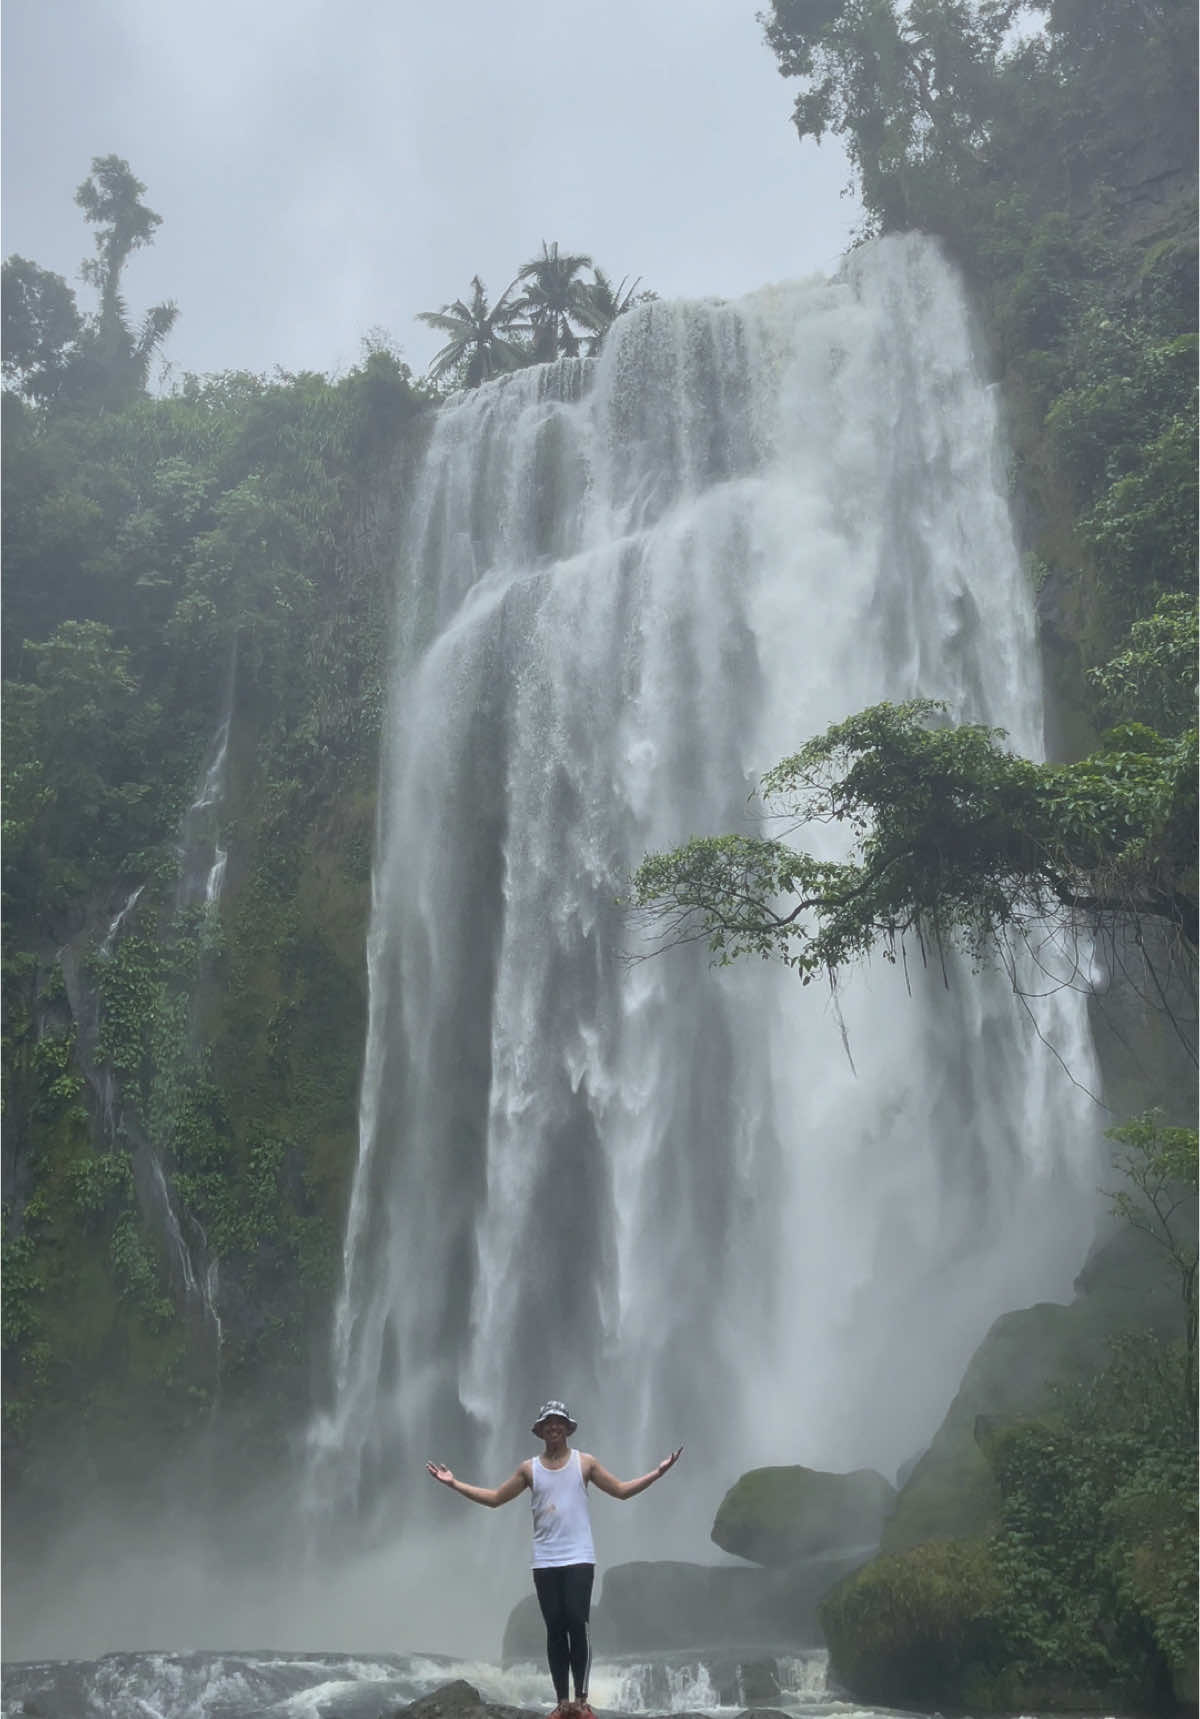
[416,276,528,388]
[514,242,594,362]
[578,269,647,356]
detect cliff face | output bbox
[1,360,431,1541]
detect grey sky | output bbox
[3,0,860,385]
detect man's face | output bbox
[541,1416,569,1447]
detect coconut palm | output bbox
[578,269,647,356]
[514,242,594,362]
[416,275,528,388]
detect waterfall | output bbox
[100,883,146,959]
[307,235,1103,1553]
[177,646,236,912]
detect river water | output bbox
[0,1646,905,1719]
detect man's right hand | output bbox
[426,1461,456,1486]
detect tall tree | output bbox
[514,242,594,361]
[1,259,83,402]
[416,275,528,388]
[72,154,178,399]
[761,0,1023,231]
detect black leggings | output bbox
[532,1562,594,1701]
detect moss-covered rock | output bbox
[820,1539,1008,1707]
[882,1220,1186,1555]
[712,1466,895,1566]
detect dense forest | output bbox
[2,0,1196,1707]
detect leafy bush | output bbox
[821,1539,1007,1706]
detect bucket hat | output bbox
[532,1399,577,1435]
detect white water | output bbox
[178,647,237,912]
[309,235,1102,1561]
[100,882,146,958]
[0,1645,850,1719]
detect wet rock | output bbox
[734,1659,780,1705]
[389,1680,527,1719]
[503,1554,868,1660]
[882,1223,1186,1555]
[711,1466,895,1566]
[501,1591,548,1662]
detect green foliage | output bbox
[417,275,530,387]
[1,1225,45,1351]
[28,1033,87,1131]
[110,1211,174,1329]
[67,1149,134,1219]
[1087,591,1199,734]
[72,154,178,403]
[820,1538,1008,1707]
[1081,413,1198,624]
[579,270,651,355]
[826,1330,1195,1710]
[514,241,596,361]
[2,623,168,930]
[5,156,178,412]
[418,244,651,387]
[762,0,1198,670]
[1104,1109,1198,1428]
[987,1332,1195,1705]
[2,163,427,1492]
[632,699,1197,1006]
[1,258,83,401]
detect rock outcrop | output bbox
[882,1219,1187,1555]
[502,1552,868,1661]
[711,1466,895,1566]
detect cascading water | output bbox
[308,234,1103,1557]
[177,645,237,912]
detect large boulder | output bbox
[502,1592,548,1663]
[598,1557,861,1652]
[882,1220,1186,1555]
[502,1553,869,1660]
[711,1466,895,1566]
[819,1540,1008,1709]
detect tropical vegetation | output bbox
[417,241,653,389]
[2,157,429,1539]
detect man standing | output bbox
[427,1399,683,1715]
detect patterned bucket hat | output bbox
[531,1399,578,1435]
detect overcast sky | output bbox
[3,0,861,386]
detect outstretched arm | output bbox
[426,1460,530,1508]
[584,1446,683,1501]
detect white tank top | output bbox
[529,1449,595,1568]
